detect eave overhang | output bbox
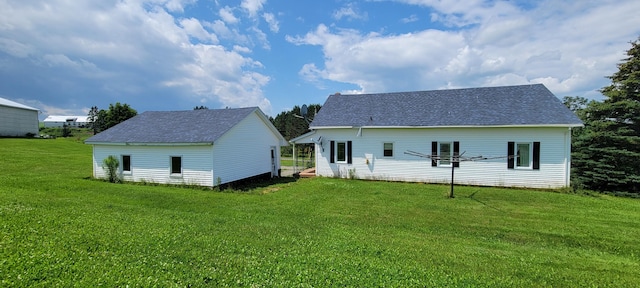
[85,142,214,146]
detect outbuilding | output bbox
[0,97,39,137]
[85,107,288,187]
[43,115,89,128]
[293,84,583,189]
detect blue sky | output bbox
[1,0,639,118]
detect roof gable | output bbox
[0,97,38,111]
[85,107,278,144]
[310,84,583,128]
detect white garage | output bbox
[0,97,39,137]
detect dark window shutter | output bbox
[330,141,335,163]
[347,141,352,164]
[431,141,438,167]
[453,141,460,168]
[507,141,514,169]
[533,142,540,170]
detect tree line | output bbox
[87,102,138,134]
[270,104,321,156]
[270,104,321,141]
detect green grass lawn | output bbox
[1,138,639,286]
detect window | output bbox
[170,156,182,174]
[432,141,460,167]
[383,142,393,157]
[337,142,346,162]
[440,142,452,165]
[330,141,352,164]
[508,142,540,170]
[121,155,131,172]
[516,143,531,168]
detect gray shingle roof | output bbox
[310,84,583,128]
[85,107,260,144]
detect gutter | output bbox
[85,142,214,146]
[311,124,584,129]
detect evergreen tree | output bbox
[563,96,592,138]
[271,104,321,156]
[572,38,640,194]
[271,104,321,140]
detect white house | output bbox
[0,97,39,137]
[85,107,288,187]
[293,84,583,189]
[43,115,89,128]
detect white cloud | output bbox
[241,0,266,18]
[298,63,326,88]
[163,43,272,112]
[263,12,279,33]
[163,0,197,12]
[0,0,272,113]
[289,24,466,92]
[179,18,219,43]
[251,27,270,50]
[289,0,640,98]
[401,14,419,23]
[233,45,252,54]
[397,0,520,27]
[333,4,368,21]
[219,6,239,24]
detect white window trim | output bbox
[515,142,533,169]
[170,155,183,176]
[438,141,453,167]
[383,142,394,158]
[121,155,132,175]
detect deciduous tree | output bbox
[87,103,138,133]
[103,102,137,129]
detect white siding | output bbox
[211,111,282,184]
[93,145,214,186]
[91,110,284,186]
[0,105,39,137]
[314,127,572,189]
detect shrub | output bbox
[348,168,357,180]
[102,155,120,183]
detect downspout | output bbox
[565,128,571,187]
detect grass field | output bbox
[1,138,639,286]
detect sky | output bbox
[1,0,639,119]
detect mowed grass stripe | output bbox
[1,138,639,286]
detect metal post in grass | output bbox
[450,160,455,198]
